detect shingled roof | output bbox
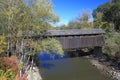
[43,29,105,36]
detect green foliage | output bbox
[31,0,59,34]
[59,24,68,30]
[0,69,16,80]
[0,36,7,53]
[0,0,58,35]
[0,0,59,78]
[27,40,41,56]
[59,12,93,30]
[75,12,93,29]
[67,21,79,29]
[103,1,120,31]
[94,12,112,32]
[103,33,120,56]
[0,56,18,73]
[93,0,120,32]
[39,38,64,55]
[0,0,59,55]
[92,2,112,18]
[0,56,17,80]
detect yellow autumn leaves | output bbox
[0,36,7,53]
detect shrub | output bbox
[0,56,18,80]
[39,38,64,55]
[0,56,18,73]
[0,69,16,80]
[103,33,120,57]
[0,56,19,80]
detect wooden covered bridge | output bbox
[42,29,105,56]
[42,29,105,49]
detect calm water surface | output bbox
[40,57,113,80]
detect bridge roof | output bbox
[43,29,105,36]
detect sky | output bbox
[52,0,109,26]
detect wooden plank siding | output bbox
[55,35,104,49]
[40,29,105,49]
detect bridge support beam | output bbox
[75,49,80,57]
[93,47,103,58]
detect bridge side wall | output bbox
[55,35,104,49]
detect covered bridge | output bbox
[42,29,105,50]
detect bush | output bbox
[0,56,19,80]
[39,38,64,55]
[0,56,18,73]
[103,33,120,57]
[0,69,16,80]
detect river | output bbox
[39,55,113,80]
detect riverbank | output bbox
[27,66,42,80]
[86,55,120,80]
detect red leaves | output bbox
[0,56,27,80]
[0,56,18,73]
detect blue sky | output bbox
[52,0,109,26]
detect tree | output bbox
[0,0,60,79]
[94,12,112,32]
[93,0,120,32]
[68,20,78,29]
[0,0,59,56]
[59,24,68,30]
[67,12,93,29]
[103,2,120,31]
[92,2,112,18]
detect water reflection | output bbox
[36,51,68,69]
[36,51,113,80]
